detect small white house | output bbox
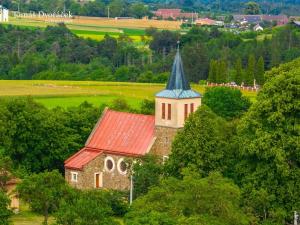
[253,24,263,31]
[0,5,9,22]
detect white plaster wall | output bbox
[155,97,201,128]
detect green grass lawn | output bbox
[11,203,124,225]
[0,80,257,109]
[10,204,55,225]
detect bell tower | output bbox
[151,46,202,158]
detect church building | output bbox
[64,48,202,190]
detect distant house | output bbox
[293,21,300,27]
[5,178,20,213]
[253,24,264,31]
[261,15,288,26]
[0,5,9,22]
[195,18,224,26]
[234,15,262,24]
[233,14,288,26]
[154,9,198,20]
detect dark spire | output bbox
[166,44,191,90]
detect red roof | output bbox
[65,109,155,170]
[86,109,155,156]
[65,148,102,170]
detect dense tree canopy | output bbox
[0,191,11,225]
[56,190,121,225]
[130,155,163,199]
[202,87,251,120]
[233,59,300,223]
[0,98,101,173]
[166,106,231,177]
[18,170,69,225]
[125,172,249,225]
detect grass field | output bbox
[6,16,180,41]
[0,80,257,109]
[11,203,124,225]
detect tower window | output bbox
[168,104,171,120]
[184,104,188,120]
[190,103,194,113]
[162,103,165,119]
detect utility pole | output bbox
[129,175,133,205]
[107,6,110,19]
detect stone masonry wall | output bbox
[150,126,180,158]
[65,153,130,190]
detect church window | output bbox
[117,158,127,175]
[105,156,115,172]
[168,104,171,120]
[71,172,78,182]
[190,103,194,113]
[162,103,165,119]
[184,104,188,120]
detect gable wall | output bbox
[66,153,130,190]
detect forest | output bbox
[1,23,300,86]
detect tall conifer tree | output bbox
[256,56,265,85]
[234,58,243,85]
[208,60,217,83]
[244,54,256,86]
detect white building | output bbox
[253,24,263,32]
[0,5,9,22]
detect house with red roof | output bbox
[154,9,198,20]
[64,48,202,190]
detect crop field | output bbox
[6,16,181,41]
[0,80,257,109]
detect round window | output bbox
[117,158,127,175]
[106,160,113,170]
[104,157,115,172]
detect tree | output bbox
[130,155,163,199]
[244,54,255,86]
[149,30,179,55]
[182,42,209,82]
[125,172,249,225]
[139,99,155,115]
[234,59,300,223]
[203,87,251,120]
[129,3,149,19]
[18,170,69,225]
[244,2,260,15]
[255,56,265,85]
[165,106,230,177]
[109,0,125,18]
[208,60,217,83]
[234,57,243,85]
[55,190,120,225]
[0,191,11,225]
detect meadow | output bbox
[7,16,181,42]
[0,80,257,109]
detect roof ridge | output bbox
[106,109,155,117]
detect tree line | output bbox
[1,23,300,86]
